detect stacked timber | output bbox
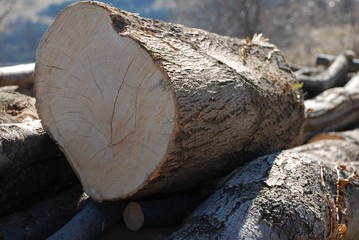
[0,1,359,239]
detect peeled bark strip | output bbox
[304,72,359,141]
[0,63,35,88]
[296,52,353,96]
[171,131,359,240]
[48,199,124,240]
[35,2,304,200]
[0,186,84,240]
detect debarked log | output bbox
[0,186,84,240]
[171,129,359,240]
[0,63,35,88]
[303,72,359,141]
[34,1,304,201]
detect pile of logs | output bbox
[1,1,359,239]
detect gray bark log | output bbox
[0,92,61,176]
[171,129,359,240]
[0,157,79,217]
[304,72,359,141]
[0,186,84,240]
[48,199,125,240]
[296,52,353,96]
[316,53,359,72]
[34,1,304,201]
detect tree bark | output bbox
[34,1,304,201]
[0,186,84,240]
[304,72,359,141]
[0,91,61,176]
[0,157,79,217]
[48,199,125,240]
[296,52,353,96]
[171,130,359,240]
[0,63,34,88]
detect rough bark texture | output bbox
[171,130,359,240]
[0,92,61,176]
[0,157,79,217]
[34,1,304,201]
[0,63,34,88]
[48,199,125,240]
[304,72,359,141]
[296,52,353,96]
[0,186,84,240]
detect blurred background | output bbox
[0,0,358,66]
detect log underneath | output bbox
[0,157,79,217]
[171,130,359,239]
[34,2,304,200]
[48,199,125,240]
[0,186,84,240]
[316,53,359,72]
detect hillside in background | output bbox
[0,0,358,66]
[0,0,169,64]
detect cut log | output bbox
[0,63,35,88]
[34,2,304,200]
[0,186,84,240]
[123,194,205,231]
[316,53,359,72]
[48,199,125,240]
[0,157,79,217]
[303,72,359,141]
[171,129,359,239]
[295,52,353,96]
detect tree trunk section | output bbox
[171,130,359,240]
[34,2,304,200]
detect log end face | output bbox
[34,2,176,200]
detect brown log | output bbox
[295,52,353,96]
[0,92,61,176]
[171,129,359,239]
[0,63,34,88]
[48,199,125,240]
[34,2,304,201]
[316,53,359,72]
[303,72,359,141]
[0,157,79,217]
[0,186,84,240]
